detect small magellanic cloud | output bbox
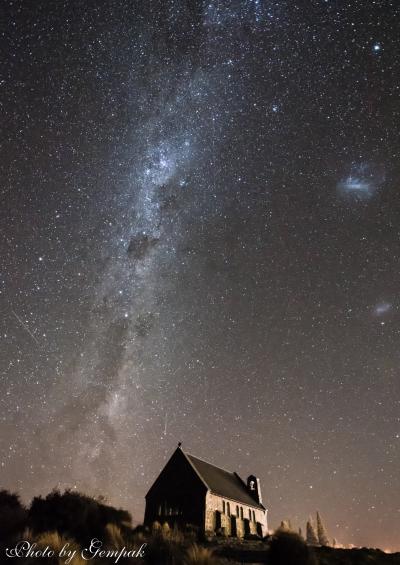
[373,302,392,316]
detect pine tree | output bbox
[306,517,318,545]
[316,511,330,546]
[280,520,290,531]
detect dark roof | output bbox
[183,451,265,510]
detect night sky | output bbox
[1,0,400,551]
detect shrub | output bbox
[269,530,317,565]
[0,489,27,542]
[28,489,131,546]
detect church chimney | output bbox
[247,475,262,505]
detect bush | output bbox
[0,489,27,542]
[28,489,131,546]
[269,530,317,565]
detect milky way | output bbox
[1,0,400,551]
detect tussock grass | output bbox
[35,531,85,565]
[105,522,125,548]
[184,544,220,564]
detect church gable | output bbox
[144,447,207,528]
[145,447,206,499]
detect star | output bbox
[1,0,399,552]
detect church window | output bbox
[249,509,251,520]
[222,500,225,514]
[252,510,256,522]
[227,502,231,516]
[240,507,243,519]
[236,505,239,516]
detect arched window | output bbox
[222,500,225,514]
[240,507,243,519]
[249,509,252,520]
[236,505,239,517]
[227,502,231,516]
[252,510,256,522]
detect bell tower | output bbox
[247,474,262,505]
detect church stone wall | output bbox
[205,492,223,532]
[204,491,268,537]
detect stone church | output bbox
[144,445,268,537]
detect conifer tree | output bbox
[280,520,290,531]
[316,511,330,546]
[306,517,318,545]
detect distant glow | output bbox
[342,176,370,192]
[337,175,373,200]
[337,162,385,201]
[373,303,392,316]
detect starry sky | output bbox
[1,0,400,551]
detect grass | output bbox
[184,544,220,564]
[34,531,86,565]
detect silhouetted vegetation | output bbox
[28,489,132,546]
[268,530,317,565]
[0,489,27,543]
[316,512,330,547]
[315,546,400,565]
[0,489,399,564]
